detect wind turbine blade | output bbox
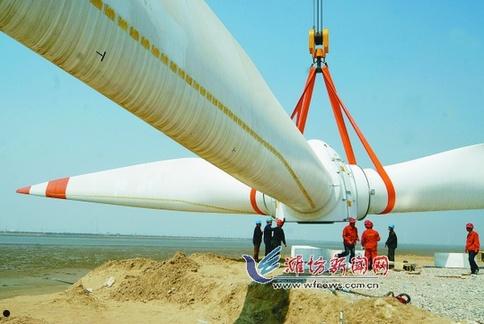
[16,158,276,215]
[366,144,484,213]
[1,0,335,214]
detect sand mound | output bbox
[190,252,240,265]
[110,252,208,303]
[57,283,103,309]
[2,252,452,323]
[95,257,166,272]
[348,297,444,323]
[92,253,447,323]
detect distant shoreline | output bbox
[0,230,251,241]
[0,231,464,255]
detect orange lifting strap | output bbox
[290,65,396,214]
[291,67,317,134]
[250,188,266,215]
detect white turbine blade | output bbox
[365,144,484,213]
[17,158,276,215]
[0,0,335,214]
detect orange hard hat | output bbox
[466,223,474,229]
[364,220,373,228]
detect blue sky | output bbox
[1,1,483,246]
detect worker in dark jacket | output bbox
[252,220,263,262]
[263,218,274,256]
[465,223,480,275]
[385,225,398,265]
[271,219,287,249]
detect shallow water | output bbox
[0,233,261,299]
[1,233,251,273]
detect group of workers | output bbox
[337,218,480,274]
[252,217,287,262]
[337,217,397,270]
[251,217,480,274]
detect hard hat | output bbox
[348,217,356,224]
[388,224,395,229]
[256,220,261,225]
[466,223,474,229]
[364,220,373,228]
[266,217,273,223]
[276,219,284,227]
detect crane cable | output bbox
[316,0,319,31]
[313,0,315,29]
[314,0,323,32]
[320,0,323,32]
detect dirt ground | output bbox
[0,253,451,324]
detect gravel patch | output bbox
[361,268,483,323]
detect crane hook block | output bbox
[308,28,329,58]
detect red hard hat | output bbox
[348,217,356,224]
[466,223,474,229]
[364,220,373,228]
[276,219,284,227]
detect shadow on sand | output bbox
[235,282,290,324]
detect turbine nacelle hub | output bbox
[276,140,369,223]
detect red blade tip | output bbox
[16,186,31,195]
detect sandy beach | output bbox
[0,252,482,324]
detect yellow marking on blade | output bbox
[141,36,150,50]
[160,53,168,65]
[118,16,128,31]
[129,26,139,41]
[103,4,115,21]
[151,46,160,58]
[177,66,185,79]
[185,74,193,86]
[90,0,102,10]
[169,61,177,73]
